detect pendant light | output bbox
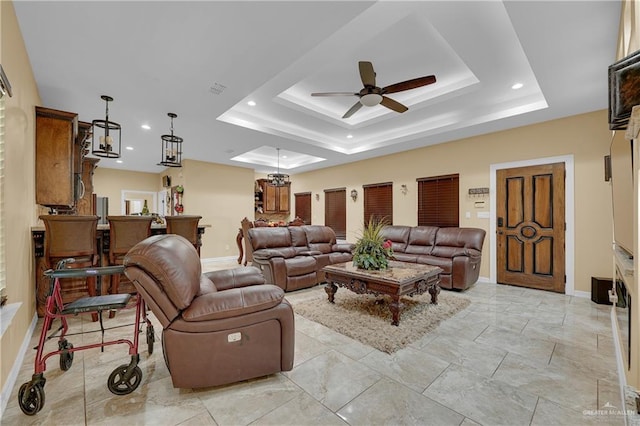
[267,147,289,187]
[159,112,183,168]
[91,95,121,158]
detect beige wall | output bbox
[1,0,41,398]
[93,160,256,259]
[179,159,255,259]
[291,110,613,294]
[93,168,161,216]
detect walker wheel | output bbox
[18,382,45,416]
[59,341,74,371]
[146,325,155,355]
[107,364,142,395]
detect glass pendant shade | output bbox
[159,112,183,168]
[267,147,289,187]
[91,95,121,158]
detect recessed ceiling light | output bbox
[247,100,256,106]
[141,124,151,130]
[282,155,287,159]
[347,134,353,139]
[116,160,123,164]
[126,146,134,151]
[511,83,523,90]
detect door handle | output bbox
[497,217,504,227]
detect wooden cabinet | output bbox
[76,157,99,215]
[257,179,290,213]
[35,108,92,212]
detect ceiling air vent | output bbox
[209,83,226,95]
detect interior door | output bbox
[496,162,565,292]
[295,192,312,224]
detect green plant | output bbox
[352,217,393,270]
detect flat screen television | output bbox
[610,130,634,258]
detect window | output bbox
[294,192,311,225]
[417,174,459,227]
[363,182,392,224]
[324,188,346,239]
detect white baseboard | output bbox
[476,276,492,283]
[573,290,591,299]
[1,313,37,418]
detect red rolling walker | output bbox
[18,259,154,416]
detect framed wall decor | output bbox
[609,49,640,130]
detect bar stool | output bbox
[40,215,100,319]
[165,215,202,256]
[106,216,153,295]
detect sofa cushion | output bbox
[404,226,438,255]
[391,252,420,263]
[434,227,485,250]
[417,255,453,274]
[288,227,309,255]
[303,225,337,254]
[285,256,317,276]
[124,234,201,310]
[182,284,284,321]
[248,227,292,250]
[381,225,411,253]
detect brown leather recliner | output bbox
[123,234,294,389]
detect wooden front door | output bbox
[497,162,565,292]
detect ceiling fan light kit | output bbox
[311,61,436,119]
[360,93,382,107]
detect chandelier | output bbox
[267,148,289,187]
[91,95,121,158]
[159,112,183,168]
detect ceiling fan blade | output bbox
[342,101,363,119]
[311,92,359,97]
[380,96,408,113]
[359,61,376,87]
[382,75,436,94]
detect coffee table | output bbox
[322,261,443,326]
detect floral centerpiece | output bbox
[352,217,393,270]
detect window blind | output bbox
[417,174,459,227]
[363,182,393,224]
[324,188,346,239]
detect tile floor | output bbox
[1,259,633,425]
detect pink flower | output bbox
[383,240,392,249]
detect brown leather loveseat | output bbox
[381,226,486,290]
[124,234,294,389]
[248,225,353,292]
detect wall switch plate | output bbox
[227,332,241,343]
[465,211,471,219]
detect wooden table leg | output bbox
[325,282,337,303]
[428,282,440,305]
[236,228,243,264]
[389,295,404,326]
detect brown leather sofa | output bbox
[248,225,353,292]
[381,226,486,290]
[123,234,294,389]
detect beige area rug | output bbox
[292,289,471,354]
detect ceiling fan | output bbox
[311,61,436,119]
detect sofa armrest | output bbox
[205,266,265,291]
[332,243,355,253]
[253,248,288,260]
[182,284,284,321]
